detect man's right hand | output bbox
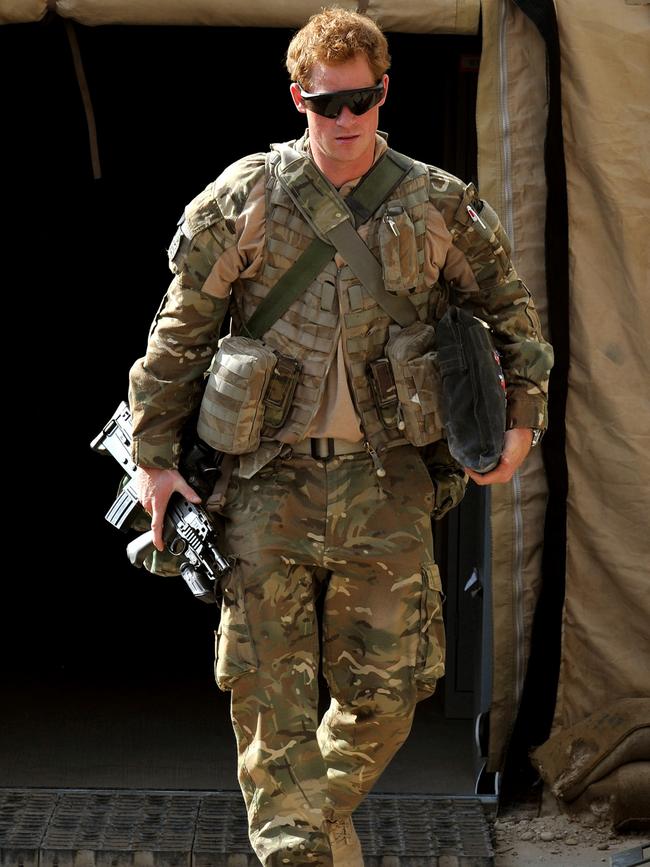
[134,466,202,552]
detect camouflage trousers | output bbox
[216,444,445,866]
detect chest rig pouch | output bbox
[378,202,420,295]
[197,335,275,454]
[384,322,444,447]
[197,336,302,454]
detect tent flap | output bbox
[476,0,550,773]
[0,0,47,24]
[17,0,482,31]
[552,0,650,732]
[366,0,480,34]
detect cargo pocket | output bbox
[214,575,258,691]
[378,203,419,294]
[415,563,446,700]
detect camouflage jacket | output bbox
[128,132,553,470]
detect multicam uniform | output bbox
[129,131,552,866]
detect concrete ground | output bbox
[493,807,649,866]
[0,677,475,794]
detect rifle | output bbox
[90,402,230,604]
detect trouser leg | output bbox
[218,463,333,866]
[317,570,419,818]
[227,559,331,866]
[317,446,445,818]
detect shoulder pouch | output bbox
[378,202,419,294]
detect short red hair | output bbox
[286,7,391,90]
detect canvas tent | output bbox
[3,0,648,830]
[0,0,480,30]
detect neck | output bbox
[309,140,375,188]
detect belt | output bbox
[291,437,366,460]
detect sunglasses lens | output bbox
[349,90,378,115]
[302,84,383,118]
[310,95,341,118]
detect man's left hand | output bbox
[465,428,534,486]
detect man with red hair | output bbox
[129,8,552,865]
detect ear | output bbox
[378,73,389,108]
[290,82,307,113]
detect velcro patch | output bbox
[167,227,182,261]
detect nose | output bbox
[336,104,356,124]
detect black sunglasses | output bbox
[298,81,385,119]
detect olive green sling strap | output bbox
[243,142,417,340]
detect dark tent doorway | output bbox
[1,17,485,797]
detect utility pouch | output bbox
[197,336,277,454]
[368,357,399,429]
[378,202,420,294]
[385,321,444,447]
[263,353,302,428]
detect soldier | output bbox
[129,8,553,866]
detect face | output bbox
[290,54,389,185]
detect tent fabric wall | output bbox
[530,0,650,825]
[478,0,649,826]
[553,0,649,721]
[476,0,550,774]
[0,0,47,24]
[0,0,480,32]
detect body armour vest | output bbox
[226,139,456,459]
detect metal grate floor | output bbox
[0,788,496,866]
